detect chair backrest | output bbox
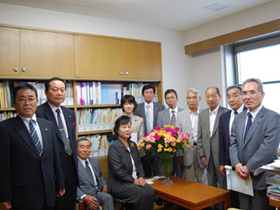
[77,201,86,210]
[97,156,108,180]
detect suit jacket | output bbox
[229,106,280,190]
[176,107,204,167]
[197,106,229,170]
[134,102,165,134]
[77,157,107,199]
[219,107,247,166]
[156,107,184,128]
[0,116,64,209]
[131,115,146,157]
[36,102,78,181]
[107,139,145,194]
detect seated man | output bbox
[76,137,114,210]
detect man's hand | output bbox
[55,188,65,197]
[138,177,147,186]
[200,156,207,168]
[102,185,108,193]
[0,201,12,210]
[83,195,98,210]
[234,163,249,180]
[219,164,226,176]
[178,156,184,165]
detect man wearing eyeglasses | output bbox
[229,78,280,210]
[156,89,184,178]
[0,84,65,210]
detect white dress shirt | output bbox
[189,108,200,143]
[145,101,154,132]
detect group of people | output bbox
[0,77,279,210]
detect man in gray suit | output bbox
[197,87,229,196]
[134,84,165,177]
[176,87,205,183]
[76,138,114,210]
[229,78,280,210]
[156,89,184,178]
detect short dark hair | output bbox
[45,77,66,91]
[113,115,131,140]
[13,83,38,100]
[205,86,220,96]
[121,95,137,112]
[164,89,178,99]
[141,84,155,95]
[226,85,242,94]
[76,137,92,147]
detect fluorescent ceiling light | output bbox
[204,2,229,12]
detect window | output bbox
[235,37,280,114]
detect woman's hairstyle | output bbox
[113,115,131,140]
[120,95,137,112]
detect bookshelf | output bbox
[0,24,163,157]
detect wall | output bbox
[0,2,191,109]
[183,0,280,108]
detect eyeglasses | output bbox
[241,91,259,97]
[186,96,198,100]
[16,98,36,104]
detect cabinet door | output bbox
[0,27,20,77]
[123,40,162,81]
[19,29,76,79]
[77,35,124,80]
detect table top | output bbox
[150,176,230,208]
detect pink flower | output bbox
[165,128,172,132]
[171,130,177,136]
[155,126,161,131]
[165,138,171,143]
[170,137,176,142]
[146,144,152,149]
[154,135,160,140]
[149,137,156,143]
[145,133,150,137]
[185,133,190,137]
[179,133,185,140]
[174,127,180,132]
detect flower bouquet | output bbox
[138,125,190,184]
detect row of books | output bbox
[75,82,154,105]
[0,111,17,122]
[77,108,122,125]
[0,80,74,108]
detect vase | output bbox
[159,156,173,185]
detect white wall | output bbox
[0,2,191,109]
[183,0,280,108]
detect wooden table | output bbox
[149,176,230,210]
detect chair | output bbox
[114,197,133,210]
[77,201,86,210]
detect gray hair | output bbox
[187,87,200,97]
[242,78,263,92]
[76,137,92,147]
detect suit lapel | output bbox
[164,109,171,125]
[243,107,265,148]
[15,116,41,158]
[78,159,95,186]
[212,107,223,136]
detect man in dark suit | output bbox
[36,77,78,210]
[219,85,245,208]
[76,137,113,210]
[134,84,165,177]
[0,84,65,210]
[229,78,280,210]
[197,87,229,210]
[156,89,184,178]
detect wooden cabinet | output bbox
[0,27,76,79]
[77,35,124,80]
[77,34,162,81]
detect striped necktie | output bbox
[29,119,43,156]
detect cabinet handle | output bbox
[22,68,26,72]
[120,72,123,75]
[125,72,128,75]
[14,68,18,72]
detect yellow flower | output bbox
[141,143,145,147]
[165,134,171,139]
[171,142,176,146]
[137,143,140,147]
[157,148,162,152]
[170,126,174,129]
[168,147,173,152]
[176,139,181,143]
[165,143,169,147]
[185,143,190,148]
[158,144,163,148]
[173,148,176,152]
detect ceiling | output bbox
[0,0,274,31]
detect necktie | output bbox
[56,109,72,155]
[170,110,176,127]
[85,160,98,189]
[231,111,238,133]
[29,119,43,156]
[244,112,252,141]
[146,105,152,133]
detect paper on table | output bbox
[254,161,280,176]
[130,132,138,145]
[225,165,254,196]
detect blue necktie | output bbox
[244,112,252,141]
[85,160,98,189]
[29,119,43,156]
